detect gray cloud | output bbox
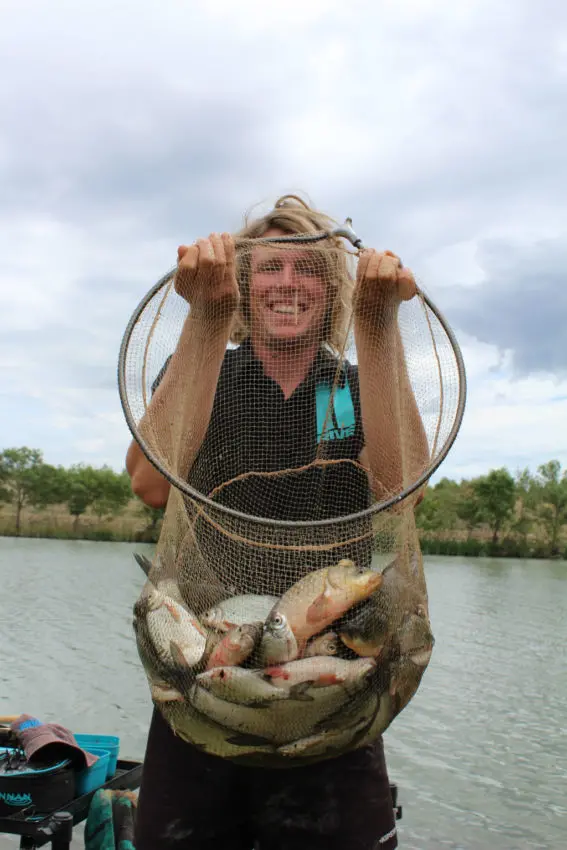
[444,238,567,377]
[1,0,566,475]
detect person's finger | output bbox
[376,253,399,284]
[384,249,402,266]
[221,233,235,268]
[364,250,382,281]
[398,267,417,301]
[197,237,215,266]
[179,244,199,270]
[209,232,226,266]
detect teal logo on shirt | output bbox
[316,379,356,442]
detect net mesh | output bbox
[122,223,464,767]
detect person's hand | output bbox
[175,232,239,321]
[354,249,417,325]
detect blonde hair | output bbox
[230,194,354,355]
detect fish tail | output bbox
[133,553,153,577]
[288,682,315,702]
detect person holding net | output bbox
[126,195,430,850]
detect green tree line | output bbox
[1,448,566,558]
[0,447,163,540]
[416,461,567,559]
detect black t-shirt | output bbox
[153,339,373,586]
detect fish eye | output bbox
[272,613,286,630]
[327,641,338,653]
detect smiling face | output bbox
[248,229,328,348]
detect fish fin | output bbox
[246,698,277,709]
[134,553,153,577]
[306,589,333,625]
[170,640,191,668]
[288,681,315,701]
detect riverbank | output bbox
[1,505,565,559]
[0,501,159,543]
[419,535,566,560]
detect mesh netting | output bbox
[120,219,465,767]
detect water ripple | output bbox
[0,540,565,849]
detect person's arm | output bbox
[354,250,429,505]
[126,233,239,508]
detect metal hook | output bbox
[329,218,365,250]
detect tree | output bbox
[455,480,486,539]
[512,468,535,545]
[532,460,567,556]
[64,465,132,533]
[416,478,461,532]
[90,468,132,520]
[64,466,100,533]
[474,468,517,545]
[0,448,66,535]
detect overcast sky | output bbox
[1,0,566,484]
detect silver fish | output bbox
[134,553,183,602]
[204,623,262,671]
[159,697,277,760]
[276,693,380,759]
[258,611,299,667]
[148,679,185,704]
[202,594,279,633]
[196,666,306,706]
[134,586,208,677]
[303,631,339,657]
[262,656,376,694]
[189,680,351,745]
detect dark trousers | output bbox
[134,708,398,850]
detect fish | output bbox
[159,696,277,761]
[338,555,425,658]
[196,666,307,706]
[303,631,339,657]
[133,587,208,678]
[386,609,434,716]
[202,594,279,633]
[389,654,428,717]
[205,623,262,671]
[148,679,185,704]
[189,679,352,745]
[258,612,299,666]
[261,560,382,664]
[134,552,183,602]
[348,690,395,752]
[397,608,434,660]
[262,656,376,694]
[276,692,381,759]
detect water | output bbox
[0,538,565,849]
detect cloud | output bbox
[1,0,566,481]
[443,238,567,377]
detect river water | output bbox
[0,537,565,849]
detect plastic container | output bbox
[74,749,110,796]
[74,734,120,779]
[0,748,75,816]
